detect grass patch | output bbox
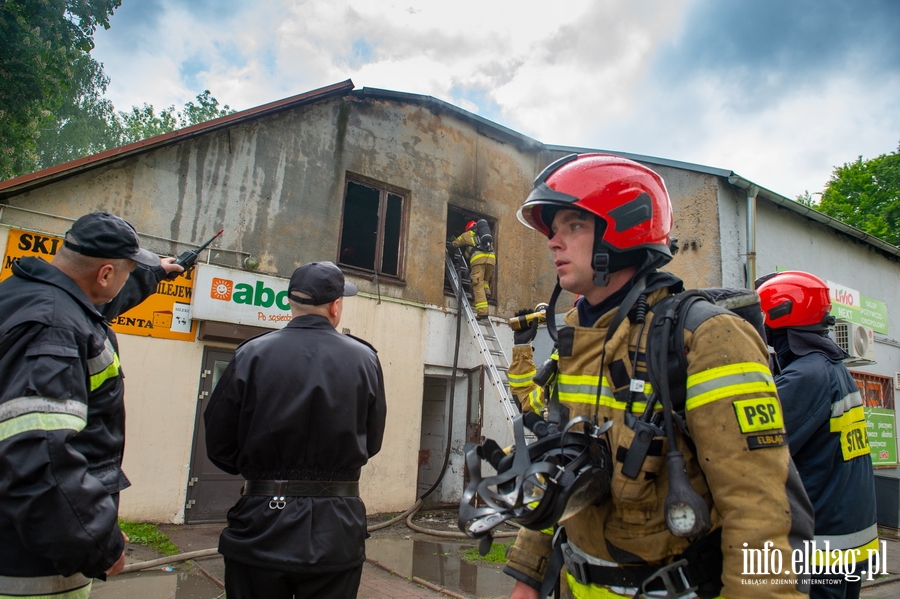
[118,521,180,556]
[460,541,513,565]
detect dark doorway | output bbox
[184,347,243,523]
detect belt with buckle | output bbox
[561,543,691,594]
[241,480,359,498]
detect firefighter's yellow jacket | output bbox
[505,283,814,598]
[451,230,496,266]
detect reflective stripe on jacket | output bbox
[451,230,496,266]
[0,257,162,584]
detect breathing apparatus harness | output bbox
[543,237,714,542]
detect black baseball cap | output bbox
[64,212,160,267]
[288,261,358,305]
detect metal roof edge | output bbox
[543,144,735,178]
[353,87,542,150]
[0,79,355,198]
[725,173,900,259]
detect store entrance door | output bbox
[184,347,243,523]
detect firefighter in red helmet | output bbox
[757,271,877,599]
[499,154,812,599]
[452,219,496,319]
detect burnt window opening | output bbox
[444,206,497,302]
[339,177,406,278]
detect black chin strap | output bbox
[545,280,564,344]
[593,248,610,286]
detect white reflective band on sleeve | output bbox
[86,339,115,376]
[0,573,91,596]
[814,523,878,551]
[831,390,863,418]
[0,397,87,423]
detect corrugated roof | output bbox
[0,79,355,197]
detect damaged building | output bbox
[2,80,900,524]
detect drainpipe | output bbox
[728,175,760,290]
[746,184,759,289]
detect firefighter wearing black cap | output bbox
[502,154,813,598]
[452,220,496,318]
[204,261,387,599]
[758,271,877,599]
[0,212,182,598]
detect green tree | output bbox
[180,90,233,127]
[817,149,900,246]
[795,190,817,207]
[0,0,121,179]
[116,90,234,145]
[117,104,179,145]
[35,54,121,166]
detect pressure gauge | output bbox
[666,501,698,536]
[664,452,711,538]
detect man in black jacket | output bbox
[205,260,388,599]
[0,212,182,598]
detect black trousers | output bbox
[224,558,364,599]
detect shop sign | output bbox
[1,228,197,341]
[192,263,292,329]
[865,407,897,467]
[827,280,888,334]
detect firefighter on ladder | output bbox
[452,220,496,319]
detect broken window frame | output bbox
[337,173,408,280]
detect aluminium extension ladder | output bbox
[445,248,518,434]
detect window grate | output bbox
[851,371,895,410]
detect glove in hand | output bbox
[513,308,540,345]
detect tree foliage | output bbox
[0,0,121,179]
[34,53,120,166]
[817,149,900,246]
[1,2,234,180]
[795,190,817,207]
[117,91,234,146]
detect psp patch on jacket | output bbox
[734,397,784,433]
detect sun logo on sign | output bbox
[210,278,233,301]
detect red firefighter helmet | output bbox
[757,271,832,329]
[517,153,673,260]
[465,220,478,232]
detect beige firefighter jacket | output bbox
[505,286,813,598]
[451,230,496,266]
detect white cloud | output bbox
[90,0,900,200]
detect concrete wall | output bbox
[116,335,207,522]
[340,294,429,512]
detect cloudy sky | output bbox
[91,0,900,200]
